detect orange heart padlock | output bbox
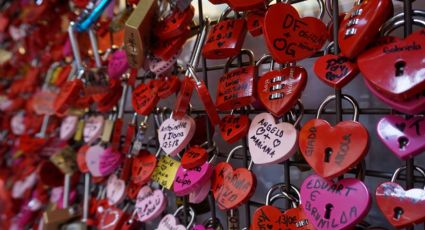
[299,94,369,179]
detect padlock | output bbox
[359,24,425,100]
[202,8,246,59]
[313,42,359,89]
[158,75,181,99]
[158,113,196,156]
[219,110,250,144]
[189,178,211,204]
[181,142,211,169]
[263,3,327,63]
[213,145,256,210]
[256,55,307,117]
[154,4,195,40]
[135,185,167,222]
[124,0,158,68]
[299,94,369,179]
[149,51,180,75]
[203,217,224,230]
[50,146,78,175]
[377,115,425,160]
[83,114,105,144]
[131,79,160,115]
[152,26,190,61]
[252,183,314,230]
[86,144,122,177]
[338,0,393,59]
[376,166,425,228]
[173,152,215,196]
[246,10,265,37]
[226,0,266,11]
[97,206,129,230]
[131,149,158,185]
[216,49,256,111]
[105,174,126,206]
[157,206,195,229]
[60,116,79,140]
[300,173,371,230]
[248,101,303,165]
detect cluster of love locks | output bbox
[0,0,424,229]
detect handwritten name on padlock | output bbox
[173,162,213,196]
[158,115,196,156]
[300,174,371,230]
[252,206,313,230]
[151,156,180,190]
[157,214,186,230]
[248,113,297,165]
[135,185,166,222]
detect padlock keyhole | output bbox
[393,207,404,220]
[324,147,333,163]
[398,136,409,149]
[324,203,334,219]
[395,60,406,77]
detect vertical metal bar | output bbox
[63,174,71,209]
[68,22,83,71]
[82,173,90,222]
[183,196,189,225]
[88,28,102,68]
[332,0,343,123]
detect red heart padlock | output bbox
[98,207,129,230]
[358,29,425,101]
[263,3,327,63]
[181,145,208,169]
[158,75,181,99]
[131,80,160,115]
[246,10,265,37]
[314,53,359,89]
[216,50,256,111]
[154,5,194,40]
[152,27,190,60]
[202,8,247,59]
[211,163,235,199]
[131,150,157,185]
[257,65,307,117]
[299,95,369,179]
[54,79,84,115]
[173,76,194,120]
[338,0,393,59]
[219,114,249,143]
[376,166,425,229]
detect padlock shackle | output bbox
[218,7,241,23]
[224,49,255,73]
[380,10,425,36]
[88,29,102,68]
[173,206,195,229]
[269,193,298,209]
[316,94,359,121]
[226,145,254,170]
[290,99,304,127]
[391,165,425,185]
[191,18,210,70]
[265,183,300,206]
[75,0,114,32]
[68,22,83,71]
[255,54,275,72]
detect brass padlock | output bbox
[43,208,79,230]
[50,147,78,175]
[124,0,158,68]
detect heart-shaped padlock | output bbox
[216,50,256,111]
[376,166,425,228]
[149,51,180,75]
[106,174,126,206]
[158,75,181,99]
[358,29,425,101]
[314,42,359,89]
[377,115,425,160]
[299,94,369,179]
[157,206,195,230]
[83,115,105,144]
[152,27,190,61]
[202,8,247,59]
[173,161,213,196]
[132,79,160,115]
[107,49,129,80]
[256,55,307,117]
[338,0,393,59]
[86,145,122,177]
[158,114,196,156]
[60,116,78,140]
[189,179,211,204]
[215,145,256,210]
[263,3,327,63]
[248,111,299,165]
[135,185,167,222]
[301,174,371,230]
[154,5,194,40]
[54,79,84,115]
[252,183,314,230]
[220,113,250,144]
[131,150,157,185]
[98,207,129,230]
[181,145,208,169]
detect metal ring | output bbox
[224,49,255,73]
[380,10,425,36]
[269,193,298,209]
[173,206,196,229]
[226,145,254,170]
[265,183,301,205]
[391,166,425,184]
[316,94,360,121]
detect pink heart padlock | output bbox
[83,115,105,144]
[158,115,196,156]
[60,116,78,140]
[248,113,298,165]
[135,185,167,222]
[157,214,186,230]
[173,161,213,196]
[11,172,37,199]
[377,115,425,160]
[106,174,126,206]
[364,79,425,115]
[189,179,211,204]
[108,50,129,80]
[50,187,77,208]
[11,113,26,135]
[149,51,180,75]
[300,174,371,230]
[86,145,122,177]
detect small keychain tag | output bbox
[151,156,180,190]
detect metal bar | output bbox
[82,173,90,222]
[63,174,71,209]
